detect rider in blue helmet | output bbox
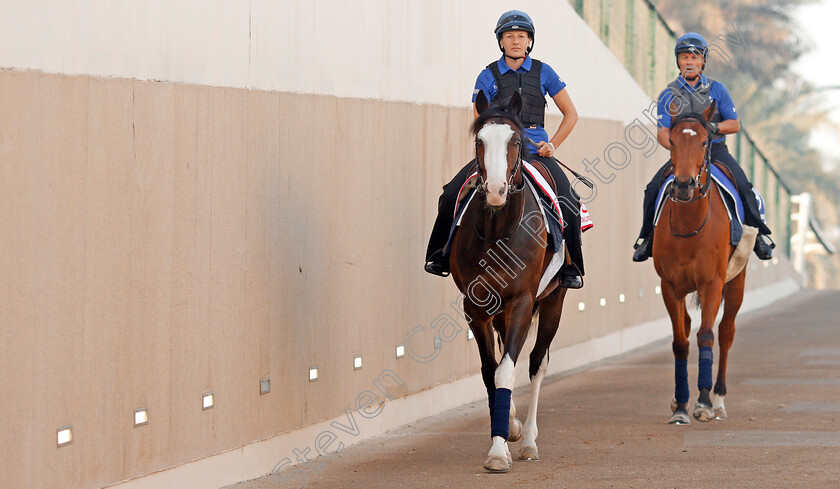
[631,32,774,262]
[424,9,587,288]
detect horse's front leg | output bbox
[694,278,725,421]
[485,296,534,473]
[662,280,691,424]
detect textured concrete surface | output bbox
[230,290,840,489]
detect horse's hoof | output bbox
[484,457,510,473]
[693,402,714,422]
[508,417,523,442]
[712,394,727,420]
[669,412,691,425]
[518,446,539,461]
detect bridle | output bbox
[474,126,526,197]
[473,120,528,242]
[668,117,713,238]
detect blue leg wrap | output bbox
[490,388,511,439]
[698,346,714,391]
[487,388,496,419]
[675,358,689,405]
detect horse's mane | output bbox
[470,105,524,136]
[671,112,710,133]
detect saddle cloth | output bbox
[653,164,766,247]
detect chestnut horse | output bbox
[450,90,569,472]
[653,102,746,424]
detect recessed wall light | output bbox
[309,367,319,382]
[578,302,585,312]
[353,355,363,370]
[260,377,271,395]
[134,408,148,427]
[395,345,405,358]
[202,392,214,410]
[57,426,73,447]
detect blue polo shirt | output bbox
[472,56,567,153]
[656,74,737,144]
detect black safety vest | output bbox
[665,77,724,140]
[487,59,546,126]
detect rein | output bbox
[473,193,526,243]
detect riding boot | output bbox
[560,207,584,289]
[633,170,663,262]
[424,160,476,276]
[534,155,585,288]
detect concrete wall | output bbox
[0,1,799,488]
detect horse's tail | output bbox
[691,293,701,310]
[690,289,726,310]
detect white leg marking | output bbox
[712,393,727,419]
[522,354,548,449]
[494,353,516,390]
[486,435,510,467]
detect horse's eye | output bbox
[476,140,483,147]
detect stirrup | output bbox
[424,250,450,277]
[632,237,652,262]
[753,234,774,260]
[559,267,583,289]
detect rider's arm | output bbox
[716,119,740,135]
[657,126,671,150]
[713,82,740,135]
[656,89,672,150]
[543,89,578,153]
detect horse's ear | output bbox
[507,90,523,117]
[703,100,717,123]
[475,90,489,115]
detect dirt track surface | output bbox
[231,290,840,489]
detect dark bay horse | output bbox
[653,101,747,424]
[450,90,569,472]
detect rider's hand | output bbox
[537,140,555,157]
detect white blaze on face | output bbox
[477,123,514,206]
[682,128,697,137]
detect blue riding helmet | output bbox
[675,32,708,70]
[675,32,708,57]
[494,10,535,54]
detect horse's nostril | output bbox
[499,183,507,196]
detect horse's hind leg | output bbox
[520,288,567,461]
[714,269,746,419]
